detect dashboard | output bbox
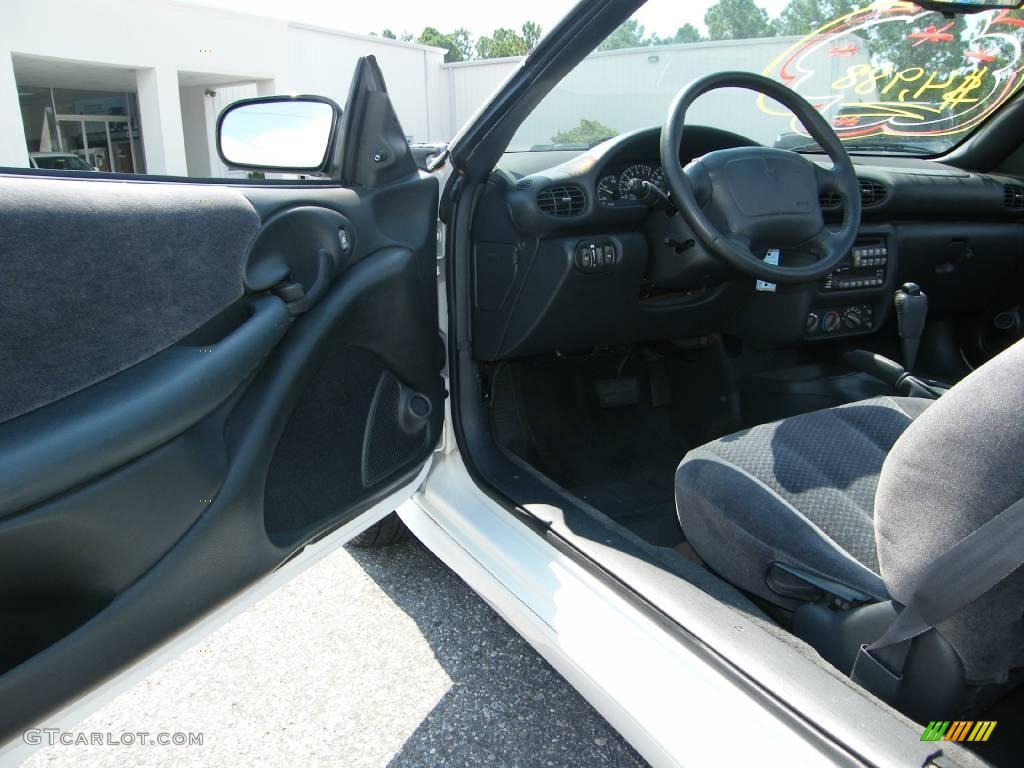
[473,126,1024,361]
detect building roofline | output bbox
[440,34,809,69]
[164,0,446,53]
[287,22,447,53]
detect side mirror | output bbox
[216,95,341,174]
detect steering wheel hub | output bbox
[661,72,862,284]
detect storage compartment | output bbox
[262,346,431,547]
[0,412,227,676]
[895,223,1024,314]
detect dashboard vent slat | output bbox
[537,184,585,217]
[1004,184,1024,210]
[819,178,888,210]
[859,178,888,207]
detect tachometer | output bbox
[619,163,666,200]
[597,174,620,203]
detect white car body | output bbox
[28,153,97,172]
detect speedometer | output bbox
[619,163,667,200]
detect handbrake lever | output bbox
[844,350,944,400]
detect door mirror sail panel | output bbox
[335,56,418,188]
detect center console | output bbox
[805,236,894,339]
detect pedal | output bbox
[594,377,639,408]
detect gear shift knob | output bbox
[894,282,928,372]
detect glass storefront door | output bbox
[19,88,144,174]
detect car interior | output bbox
[447,8,1024,766]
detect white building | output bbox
[2,0,451,176]
[2,0,870,177]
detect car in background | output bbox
[28,152,97,171]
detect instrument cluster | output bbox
[596,162,668,206]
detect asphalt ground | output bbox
[22,537,650,768]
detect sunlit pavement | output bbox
[22,538,648,768]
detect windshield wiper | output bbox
[789,140,936,156]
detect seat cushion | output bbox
[676,396,931,608]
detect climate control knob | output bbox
[821,311,842,333]
[844,307,863,331]
[805,313,819,333]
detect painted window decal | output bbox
[760,2,1024,148]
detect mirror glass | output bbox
[219,99,334,170]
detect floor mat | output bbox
[494,349,734,548]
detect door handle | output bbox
[275,249,336,316]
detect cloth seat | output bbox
[675,396,930,609]
[676,338,1024,686]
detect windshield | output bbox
[510,0,1024,155]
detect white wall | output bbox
[440,57,521,142]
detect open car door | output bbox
[0,57,443,752]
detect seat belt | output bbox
[851,496,1024,701]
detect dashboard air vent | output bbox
[515,178,533,190]
[819,179,888,209]
[1004,184,1024,210]
[859,178,888,207]
[537,185,585,217]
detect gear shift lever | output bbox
[894,283,928,372]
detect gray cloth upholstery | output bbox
[0,175,259,424]
[876,338,1024,683]
[676,396,930,607]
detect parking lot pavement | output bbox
[22,537,650,768]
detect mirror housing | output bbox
[216,95,341,175]
[917,0,1023,12]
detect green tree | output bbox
[476,27,529,58]
[450,28,474,60]
[705,0,776,41]
[598,19,647,51]
[418,26,472,63]
[652,24,704,45]
[380,29,397,40]
[551,118,618,146]
[772,1,972,95]
[521,20,543,49]
[862,14,970,76]
[773,0,858,36]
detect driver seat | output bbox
[675,338,1024,717]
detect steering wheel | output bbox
[660,72,861,284]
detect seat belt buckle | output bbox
[850,643,903,702]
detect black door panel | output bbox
[0,405,231,675]
[0,296,289,517]
[0,164,442,741]
[0,176,259,424]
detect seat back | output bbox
[875,338,1024,686]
